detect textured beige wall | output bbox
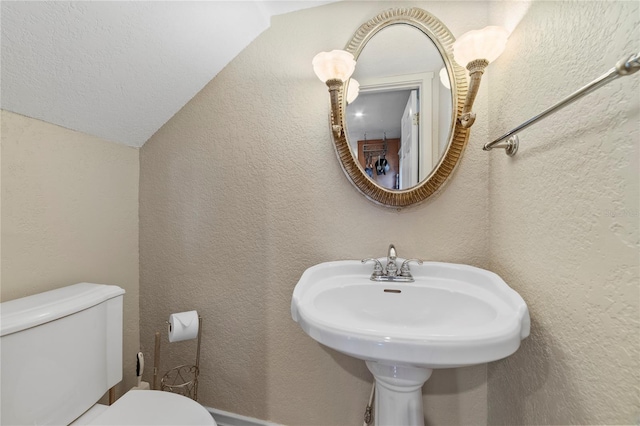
[486,1,640,425]
[1,110,140,396]
[140,1,491,424]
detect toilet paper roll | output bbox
[167,310,199,343]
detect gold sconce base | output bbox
[458,112,476,128]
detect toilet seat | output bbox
[88,390,216,425]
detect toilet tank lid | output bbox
[1,283,125,337]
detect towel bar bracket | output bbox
[486,135,519,156]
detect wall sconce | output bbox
[312,50,356,137]
[453,26,509,128]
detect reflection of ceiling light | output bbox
[354,112,364,118]
[346,79,360,104]
[439,67,450,89]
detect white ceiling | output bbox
[1,1,338,148]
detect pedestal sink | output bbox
[291,259,530,426]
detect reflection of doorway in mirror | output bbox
[357,138,400,190]
[346,71,440,187]
[400,90,419,189]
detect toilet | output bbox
[0,283,216,425]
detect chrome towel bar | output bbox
[485,52,640,156]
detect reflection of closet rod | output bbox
[363,143,387,156]
[484,52,640,156]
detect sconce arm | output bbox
[458,59,489,129]
[326,78,345,137]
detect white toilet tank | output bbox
[0,283,125,425]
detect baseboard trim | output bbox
[205,406,283,426]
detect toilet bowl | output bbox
[0,283,215,426]
[73,390,215,425]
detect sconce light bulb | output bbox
[453,26,509,67]
[439,67,451,89]
[312,50,356,83]
[346,79,360,104]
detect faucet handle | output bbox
[399,259,423,277]
[362,258,384,277]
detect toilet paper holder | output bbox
[153,316,202,401]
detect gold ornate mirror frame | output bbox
[334,8,469,208]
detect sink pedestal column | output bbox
[366,361,433,426]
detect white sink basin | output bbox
[292,260,530,368]
[292,259,530,426]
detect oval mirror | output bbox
[333,8,469,208]
[347,25,451,190]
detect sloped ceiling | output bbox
[1,1,338,148]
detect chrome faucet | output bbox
[386,244,398,277]
[362,244,423,282]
